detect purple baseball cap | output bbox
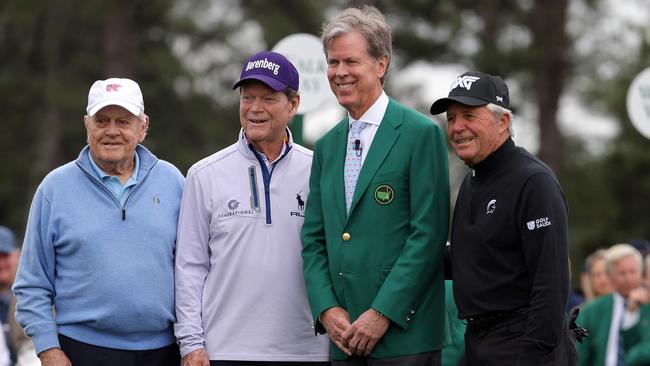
[233,51,299,91]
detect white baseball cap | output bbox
[86,78,145,116]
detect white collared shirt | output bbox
[347,91,389,166]
[605,292,641,366]
[241,131,289,170]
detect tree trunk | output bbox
[530,0,569,175]
[103,0,135,77]
[32,4,66,181]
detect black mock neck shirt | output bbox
[450,138,569,347]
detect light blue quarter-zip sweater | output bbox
[13,145,184,354]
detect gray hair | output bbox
[604,243,643,274]
[486,103,514,137]
[284,87,299,102]
[321,5,392,85]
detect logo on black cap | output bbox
[430,71,510,115]
[450,76,480,91]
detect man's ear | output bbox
[500,112,511,133]
[140,115,150,142]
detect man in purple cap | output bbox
[430,71,575,365]
[174,51,329,366]
[13,78,184,366]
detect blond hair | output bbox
[604,243,642,273]
[321,5,392,84]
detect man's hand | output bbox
[320,306,352,355]
[627,286,650,312]
[341,308,390,356]
[182,348,210,366]
[39,348,72,366]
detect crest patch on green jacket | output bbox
[374,184,394,204]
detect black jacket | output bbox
[450,138,570,360]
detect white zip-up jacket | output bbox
[174,129,329,361]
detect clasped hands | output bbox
[626,286,650,313]
[320,306,390,356]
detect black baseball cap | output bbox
[430,71,510,114]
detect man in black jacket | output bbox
[431,71,575,365]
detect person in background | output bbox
[13,78,184,366]
[645,254,650,290]
[174,51,329,366]
[301,5,450,365]
[580,249,613,303]
[567,258,586,313]
[431,71,575,365]
[577,243,650,366]
[0,226,17,366]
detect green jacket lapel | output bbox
[348,99,402,216]
[332,120,349,220]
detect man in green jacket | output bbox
[577,243,650,366]
[301,5,450,365]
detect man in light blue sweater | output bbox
[13,78,184,366]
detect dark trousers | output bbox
[59,334,180,366]
[331,351,441,366]
[464,311,576,366]
[210,362,330,366]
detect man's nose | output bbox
[105,121,120,135]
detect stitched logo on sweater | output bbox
[291,191,306,217]
[486,199,496,214]
[527,217,551,230]
[217,199,257,219]
[374,185,394,205]
[228,200,240,210]
[296,192,305,211]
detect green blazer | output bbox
[301,98,451,360]
[577,294,650,366]
[442,280,466,366]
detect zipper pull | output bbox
[122,208,126,221]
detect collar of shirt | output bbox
[347,90,388,128]
[347,91,388,166]
[615,291,641,330]
[242,131,290,169]
[89,150,140,202]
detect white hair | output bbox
[604,243,643,274]
[486,103,514,137]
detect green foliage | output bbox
[1,0,648,274]
[0,0,240,236]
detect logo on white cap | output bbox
[86,78,144,117]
